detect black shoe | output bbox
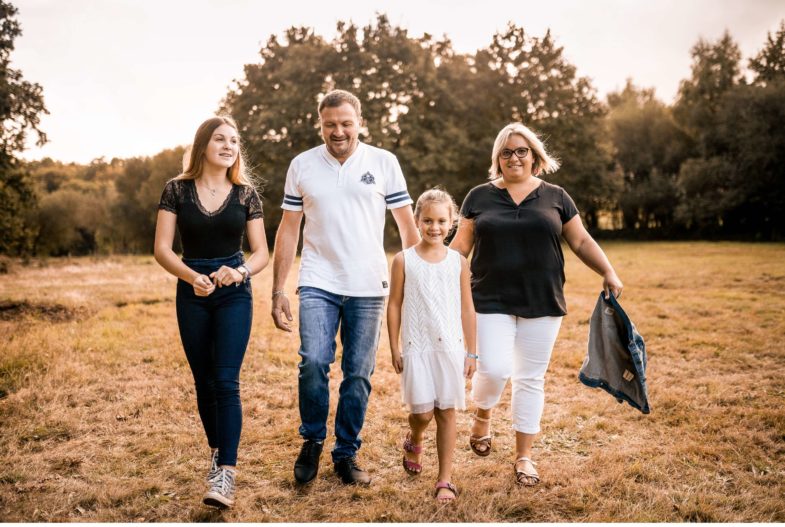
[294,440,323,485]
[334,457,371,486]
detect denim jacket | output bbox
[579,292,650,414]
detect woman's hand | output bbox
[391,349,403,374]
[464,356,477,379]
[192,274,216,296]
[209,265,243,288]
[603,271,624,300]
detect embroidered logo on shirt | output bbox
[382,281,388,288]
[360,172,376,185]
[623,369,635,381]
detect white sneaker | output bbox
[203,467,236,508]
[206,450,219,482]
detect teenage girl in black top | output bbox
[451,122,622,487]
[154,116,268,509]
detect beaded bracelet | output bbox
[466,353,479,359]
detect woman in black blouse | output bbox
[154,116,268,508]
[450,122,622,487]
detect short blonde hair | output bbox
[488,123,560,180]
[414,187,459,231]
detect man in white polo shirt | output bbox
[271,89,418,486]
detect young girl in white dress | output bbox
[387,188,477,503]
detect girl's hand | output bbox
[603,271,624,300]
[464,356,476,379]
[391,350,403,374]
[192,274,215,296]
[210,265,243,288]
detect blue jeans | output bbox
[176,251,252,467]
[296,286,384,463]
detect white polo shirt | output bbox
[281,142,413,297]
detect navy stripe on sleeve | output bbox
[284,193,303,203]
[386,194,411,205]
[385,190,409,202]
[283,199,303,207]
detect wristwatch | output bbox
[236,264,250,283]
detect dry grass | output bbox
[0,242,784,522]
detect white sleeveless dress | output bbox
[400,247,466,414]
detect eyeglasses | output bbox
[500,147,530,159]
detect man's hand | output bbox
[271,293,294,332]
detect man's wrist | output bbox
[272,289,286,298]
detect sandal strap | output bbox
[514,457,540,484]
[516,471,540,484]
[472,412,490,423]
[470,434,492,442]
[403,459,422,471]
[403,436,422,454]
[434,481,459,497]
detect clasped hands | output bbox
[192,265,244,296]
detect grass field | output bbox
[1,242,784,522]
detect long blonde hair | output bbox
[488,123,560,180]
[176,116,253,186]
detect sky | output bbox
[13,0,785,164]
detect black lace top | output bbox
[158,178,263,259]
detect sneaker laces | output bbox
[209,467,236,494]
[207,451,220,482]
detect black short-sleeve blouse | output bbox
[158,178,263,259]
[459,180,579,318]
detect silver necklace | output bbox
[199,180,218,197]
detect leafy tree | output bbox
[221,27,331,241]
[673,31,742,156]
[109,147,185,253]
[332,17,478,243]
[749,20,785,86]
[222,17,611,242]
[35,188,108,256]
[607,80,691,231]
[0,0,48,255]
[673,32,744,234]
[473,24,613,228]
[673,28,785,239]
[707,81,785,238]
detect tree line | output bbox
[2,11,785,256]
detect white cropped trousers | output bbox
[471,313,563,434]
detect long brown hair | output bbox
[176,116,252,185]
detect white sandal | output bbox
[514,456,540,486]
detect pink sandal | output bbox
[402,432,423,476]
[434,481,458,502]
